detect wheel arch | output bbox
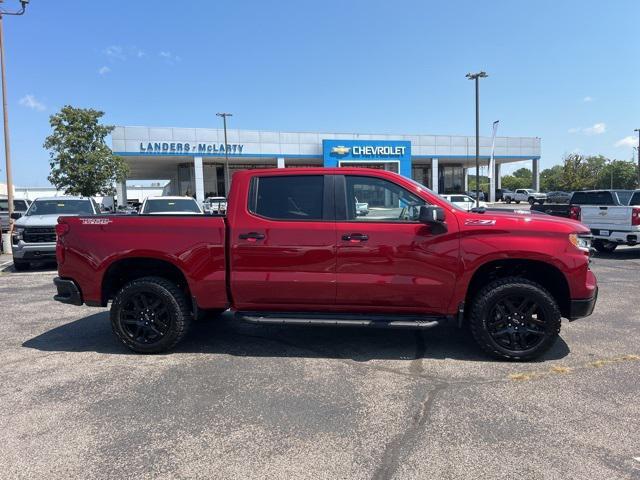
[464,258,571,318]
[102,257,192,308]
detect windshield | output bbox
[26,199,93,216]
[0,199,29,211]
[143,199,201,214]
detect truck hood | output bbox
[463,208,588,233]
[15,214,79,228]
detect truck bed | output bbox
[57,215,228,309]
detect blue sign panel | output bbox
[322,139,412,178]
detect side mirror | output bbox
[419,205,445,224]
[10,212,22,220]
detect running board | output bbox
[235,311,446,329]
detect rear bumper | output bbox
[53,277,83,306]
[568,287,598,321]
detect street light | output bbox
[216,112,232,196]
[634,129,640,187]
[466,71,488,207]
[0,0,29,225]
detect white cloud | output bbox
[569,123,606,135]
[159,51,181,64]
[583,123,606,135]
[583,96,593,102]
[614,136,637,148]
[19,94,45,111]
[98,65,111,75]
[104,45,125,60]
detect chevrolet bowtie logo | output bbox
[331,146,351,155]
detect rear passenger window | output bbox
[251,175,324,221]
[571,192,615,205]
[630,192,640,206]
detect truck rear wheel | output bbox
[111,276,192,353]
[469,277,561,361]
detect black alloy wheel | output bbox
[119,291,171,345]
[111,276,191,353]
[469,277,561,360]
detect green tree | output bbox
[44,105,129,196]
[500,167,532,190]
[540,165,564,191]
[595,160,638,189]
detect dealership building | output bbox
[112,126,541,203]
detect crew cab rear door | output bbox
[229,173,337,310]
[334,174,459,314]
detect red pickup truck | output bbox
[53,168,597,360]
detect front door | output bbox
[335,174,459,314]
[230,173,337,311]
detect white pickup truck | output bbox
[575,190,640,253]
[503,188,547,205]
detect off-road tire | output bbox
[593,240,617,253]
[111,276,192,353]
[469,277,561,361]
[528,197,535,205]
[13,260,30,271]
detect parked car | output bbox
[203,196,227,215]
[354,197,369,216]
[546,191,572,204]
[11,196,99,270]
[531,189,639,252]
[140,196,203,215]
[495,189,513,202]
[465,190,486,201]
[0,198,31,232]
[54,168,597,361]
[441,194,487,211]
[504,189,547,205]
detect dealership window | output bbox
[250,175,324,221]
[412,165,432,189]
[345,176,426,222]
[438,165,464,194]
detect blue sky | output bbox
[2,0,639,186]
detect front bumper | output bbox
[53,277,83,306]
[568,287,598,321]
[12,241,56,260]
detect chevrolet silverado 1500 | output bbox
[53,168,598,360]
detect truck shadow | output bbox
[23,311,570,363]
[592,247,640,261]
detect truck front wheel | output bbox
[469,277,561,361]
[593,240,617,253]
[111,276,192,353]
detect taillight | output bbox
[55,222,70,237]
[570,205,581,221]
[632,207,640,226]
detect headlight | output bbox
[12,227,24,244]
[569,233,591,252]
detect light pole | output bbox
[634,129,640,187]
[216,112,232,196]
[466,71,488,207]
[0,0,29,225]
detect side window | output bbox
[250,175,324,221]
[629,192,640,206]
[345,176,427,222]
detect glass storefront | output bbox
[438,165,464,193]
[412,165,432,189]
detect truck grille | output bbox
[23,227,57,243]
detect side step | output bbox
[235,311,447,329]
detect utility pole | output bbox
[634,129,640,188]
[216,112,232,196]
[0,1,29,227]
[466,71,488,207]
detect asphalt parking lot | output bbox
[0,249,639,480]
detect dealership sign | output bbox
[139,142,245,154]
[322,139,412,178]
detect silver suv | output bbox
[11,196,98,270]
